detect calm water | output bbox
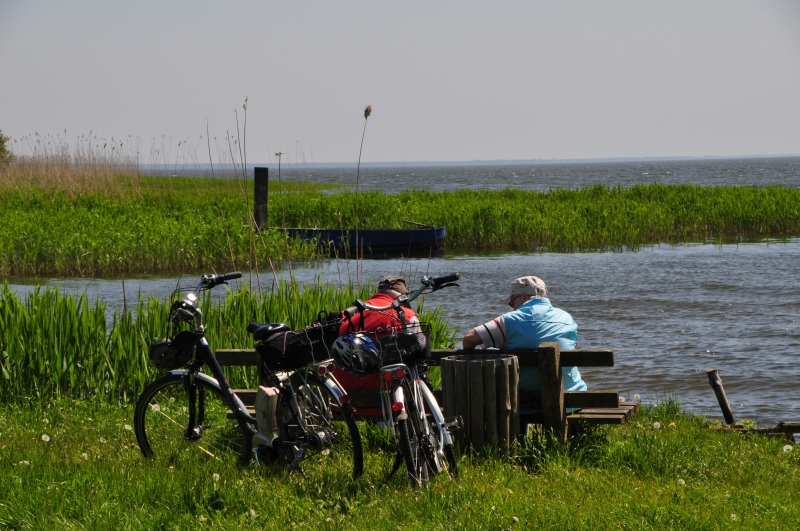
[161,156,800,193]
[7,242,800,428]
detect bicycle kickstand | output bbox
[287,445,306,477]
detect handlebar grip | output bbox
[220,272,242,282]
[432,272,460,288]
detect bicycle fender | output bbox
[167,370,257,426]
[393,385,408,421]
[418,381,454,446]
[167,369,221,389]
[322,375,355,416]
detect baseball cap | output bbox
[377,276,408,295]
[502,276,547,304]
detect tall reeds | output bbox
[0,281,458,403]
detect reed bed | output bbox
[0,281,457,404]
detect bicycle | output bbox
[333,273,462,486]
[133,272,363,479]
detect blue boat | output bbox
[284,225,446,256]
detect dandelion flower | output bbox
[783,444,793,452]
[99,437,107,444]
[653,422,661,429]
[19,460,31,466]
[124,424,132,431]
[634,394,641,401]
[677,479,685,486]
[212,473,220,483]
[41,434,51,442]
[669,421,676,427]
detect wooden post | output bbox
[538,342,566,443]
[468,360,485,450]
[254,166,268,228]
[497,357,511,451]
[441,357,456,424]
[706,368,735,425]
[454,359,470,447]
[509,355,520,442]
[483,360,498,446]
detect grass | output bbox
[3,178,800,276]
[0,282,457,404]
[0,398,797,529]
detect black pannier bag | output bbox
[256,311,342,371]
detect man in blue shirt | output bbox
[462,276,587,399]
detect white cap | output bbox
[502,276,547,304]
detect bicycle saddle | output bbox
[247,322,290,341]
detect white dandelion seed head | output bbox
[730,514,737,521]
[212,473,220,482]
[783,444,793,452]
[19,460,31,466]
[249,509,257,518]
[619,396,625,403]
[124,424,132,431]
[41,434,50,442]
[197,515,207,522]
[653,422,661,429]
[99,437,107,444]
[81,453,88,460]
[677,479,685,486]
[150,404,161,412]
[634,394,641,401]
[512,516,520,523]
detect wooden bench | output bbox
[216,341,637,442]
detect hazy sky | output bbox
[2,1,800,164]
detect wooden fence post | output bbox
[254,166,268,228]
[468,360,485,450]
[454,359,470,447]
[483,359,498,446]
[706,368,735,425]
[497,357,511,451]
[538,342,566,443]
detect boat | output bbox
[283,225,446,256]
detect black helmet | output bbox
[149,330,203,369]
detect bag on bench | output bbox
[256,311,342,370]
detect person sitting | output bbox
[332,275,425,416]
[461,276,587,412]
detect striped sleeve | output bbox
[475,316,506,349]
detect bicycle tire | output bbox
[134,373,252,466]
[396,386,429,487]
[418,384,458,478]
[280,370,364,480]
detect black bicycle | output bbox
[133,272,363,479]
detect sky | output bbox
[2,0,800,164]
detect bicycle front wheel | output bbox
[134,373,252,467]
[396,382,429,487]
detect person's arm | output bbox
[462,329,483,350]
[462,316,506,350]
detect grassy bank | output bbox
[0,282,457,404]
[1,398,797,529]
[3,176,800,276]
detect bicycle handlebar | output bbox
[354,272,460,312]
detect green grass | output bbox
[3,179,800,276]
[1,399,797,529]
[0,282,457,404]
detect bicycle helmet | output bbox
[149,330,203,370]
[331,333,381,375]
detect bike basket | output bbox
[256,318,341,371]
[375,322,431,367]
[148,330,204,369]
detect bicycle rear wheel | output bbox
[279,369,363,480]
[134,373,252,467]
[419,385,458,477]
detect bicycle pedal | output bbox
[443,416,464,431]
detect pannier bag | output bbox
[148,330,205,370]
[256,311,342,371]
[255,386,280,438]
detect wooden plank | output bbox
[497,358,511,450]
[431,349,613,367]
[567,413,627,425]
[483,359,498,446]
[232,389,257,406]
[454,360,470,447]
[519,390,620,410]
[538,342,566,443]
[468,359,485,449]
[215,349,260,367]
[509,355,520,441]
[441,358,456,425]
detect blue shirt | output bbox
[503,298,587,398]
